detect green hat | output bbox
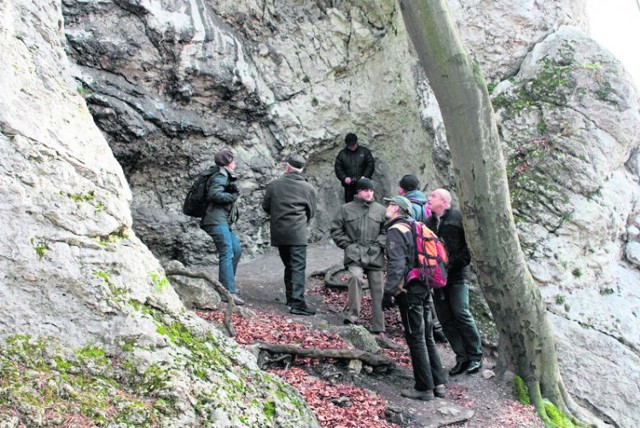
[383,195,412,214]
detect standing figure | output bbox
[334,133,375,203]
[262,154,318,316]
[201,148,244,305]
[382,195,447,400]
[398,175,446,343]
[427,188,483,375]
[330,178,386,333]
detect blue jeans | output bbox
[204,225,242,294]
[397,291,447,391]
[434,280,482,363]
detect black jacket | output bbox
[262,173,317,246]
[384,216,427,295]
[334,145,375,187]
[201,167,239,227]
[426,208,471,282]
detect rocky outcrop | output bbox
[493,27,640,426]
[0,1,318,425]
[1,0,638,425]
[62,0,440,266]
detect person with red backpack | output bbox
[382,196,447,401]
[427,189,483,376]
[398,175,446,343]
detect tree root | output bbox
[164,265,236,337]
[256,342,396,371]
[527,378,599,427]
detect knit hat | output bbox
[383,195,412,214]
[345,133,358,147]
[356,177,375,191]
[286,153,306,169]
[214,148,234,166]
[399,174,419,192]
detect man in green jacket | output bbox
[262,154,318,316]
[330,178,386,333]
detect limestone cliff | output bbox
[1,0,639,426]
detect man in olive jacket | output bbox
[262,154,318,316]
[330,178,386,333]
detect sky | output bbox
[586,0,640,88]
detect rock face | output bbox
[1,0,638,425]
[0,1,318,425]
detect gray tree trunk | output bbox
[398,0,599,424]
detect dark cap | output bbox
[356,177,375,191]
[399,174,420,192]
[383,196,412,214]
[286,153,306,169]
[214,148,234,166]
[345,133,358,146]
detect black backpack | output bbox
[182,166,219,218]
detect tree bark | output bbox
[398,1,598,424]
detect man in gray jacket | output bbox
[262,154,318,316]
[330,178,386,333]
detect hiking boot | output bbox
[221,294,245,306]
[290,305,316,316]
[449,360,470,376]
[466,360,482,374]
[433,329,448,343]
[343,316,360,325]
[434,384,446,398]
[401,388,435,401]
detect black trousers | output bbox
[397,291,447,391]
[277,245,307,308]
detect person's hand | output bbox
[394,291,408,307]
[381,293,395,310]
[345,177,352,184]
[225,183,239,194]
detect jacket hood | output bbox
[404,189,427,204]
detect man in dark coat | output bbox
[382,195,447,401]
[330,178,386,333]
[262,154,318,316]
[427,188,483,375]
[201,148,244,305]
[334,133,375,203]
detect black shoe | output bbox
[466,360,482,374]
[449,360,470,376]
[433,330,448,343]
[434,385,446,398]
[290,306,316,316]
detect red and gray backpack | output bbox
[406,221,449,288]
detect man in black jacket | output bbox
[201,148,244,305]
[262,154,318,316]
[382,196,447,401]
[426,189,483,375]
[334,133,375,202]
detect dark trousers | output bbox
[434,280,483,363]
[343,185,357,203]
[277,245,307,308]
[397,291,447,391]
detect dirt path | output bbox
[229,242,543,428]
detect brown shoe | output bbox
[401,388,435,401]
